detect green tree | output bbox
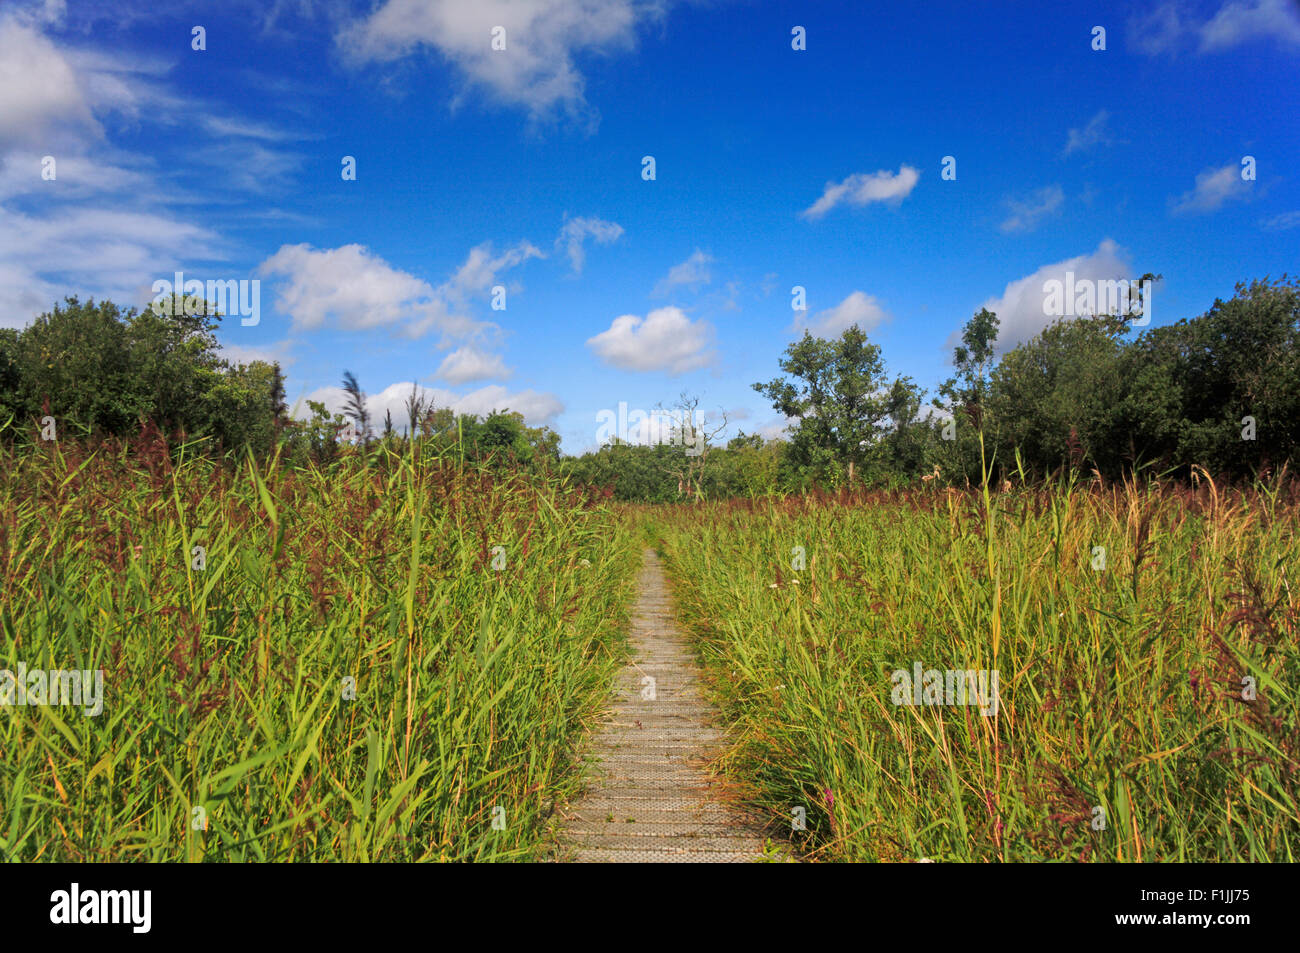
[753,326,907,485]
[1122,275,1300,478]
[987,313,1130,477]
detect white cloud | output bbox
[0,205,222,328]
[0,16,100,150]
[1199,0,1300,51]
[0,12,311,328]
[298,381,563,429]
[337,0,666,126]
[973,238,1133,354]
[1170,162,1250,214]
[218,339,297,368]
[1062,110,1113,156]
[801,165,920,220]
[1128,2,1190,55]
[793,291,889,337]
[0,150,150,201]
[436,346,511,384]
[1261,210,1300,231]
[653,249,712,296]
[1000,185,1065,233]
[586,306,715,374]
[259,243,442,332]
[1129,0,1300,55]
[756,417,795,441]
[444,240,544,301]
[258,239,541,340]
[556,215,623,273]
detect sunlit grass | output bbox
[0,432,638,861]
[649,468,1300,861]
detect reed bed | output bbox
[0,431,638,861]
[650,470,1300,861]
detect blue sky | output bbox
[2,0,1298,452]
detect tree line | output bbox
[3,275,1296,497]
[569,275,1300,497]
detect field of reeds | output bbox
[649,467,1300,862]
[0,430,638,861]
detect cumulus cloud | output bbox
[1170,162,1251,214]
[337,0,666,126]
[556,215,623,273]
[793,291,889,337]
[801,165,920,220]
[1000,185,1065,233]
[971,238,1134,354]
[260,243,442,331]
[1062,110,1113,156]
[0,16,98,150]
[298,381,563,430]
[586,306,715,374]
[653,249,713,296]
[258,239,541,340]
[436,346,511,384]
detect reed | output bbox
[0,433,638,861]
[650,471,1300,861]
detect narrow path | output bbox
[556,548,769,862]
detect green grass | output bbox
[0,435,639,861]
[649,470,1300,861]
[6,427,1296,864]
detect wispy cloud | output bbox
[1260,210,1300,231]
[1170,162,1250,214]
[1128,0,1300,56]
[999,185,1064,233]
[556,215,623,274]
[801,165,920,220]
[1062,110,1114,156]
[0,204,223,328]
[1199,0,1300,51]
[653,249,713,296]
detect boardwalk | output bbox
[555,549,769,862]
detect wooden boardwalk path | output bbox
[555,548,769,862]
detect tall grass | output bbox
[0,430,638,861]
[650,471,1300,861]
